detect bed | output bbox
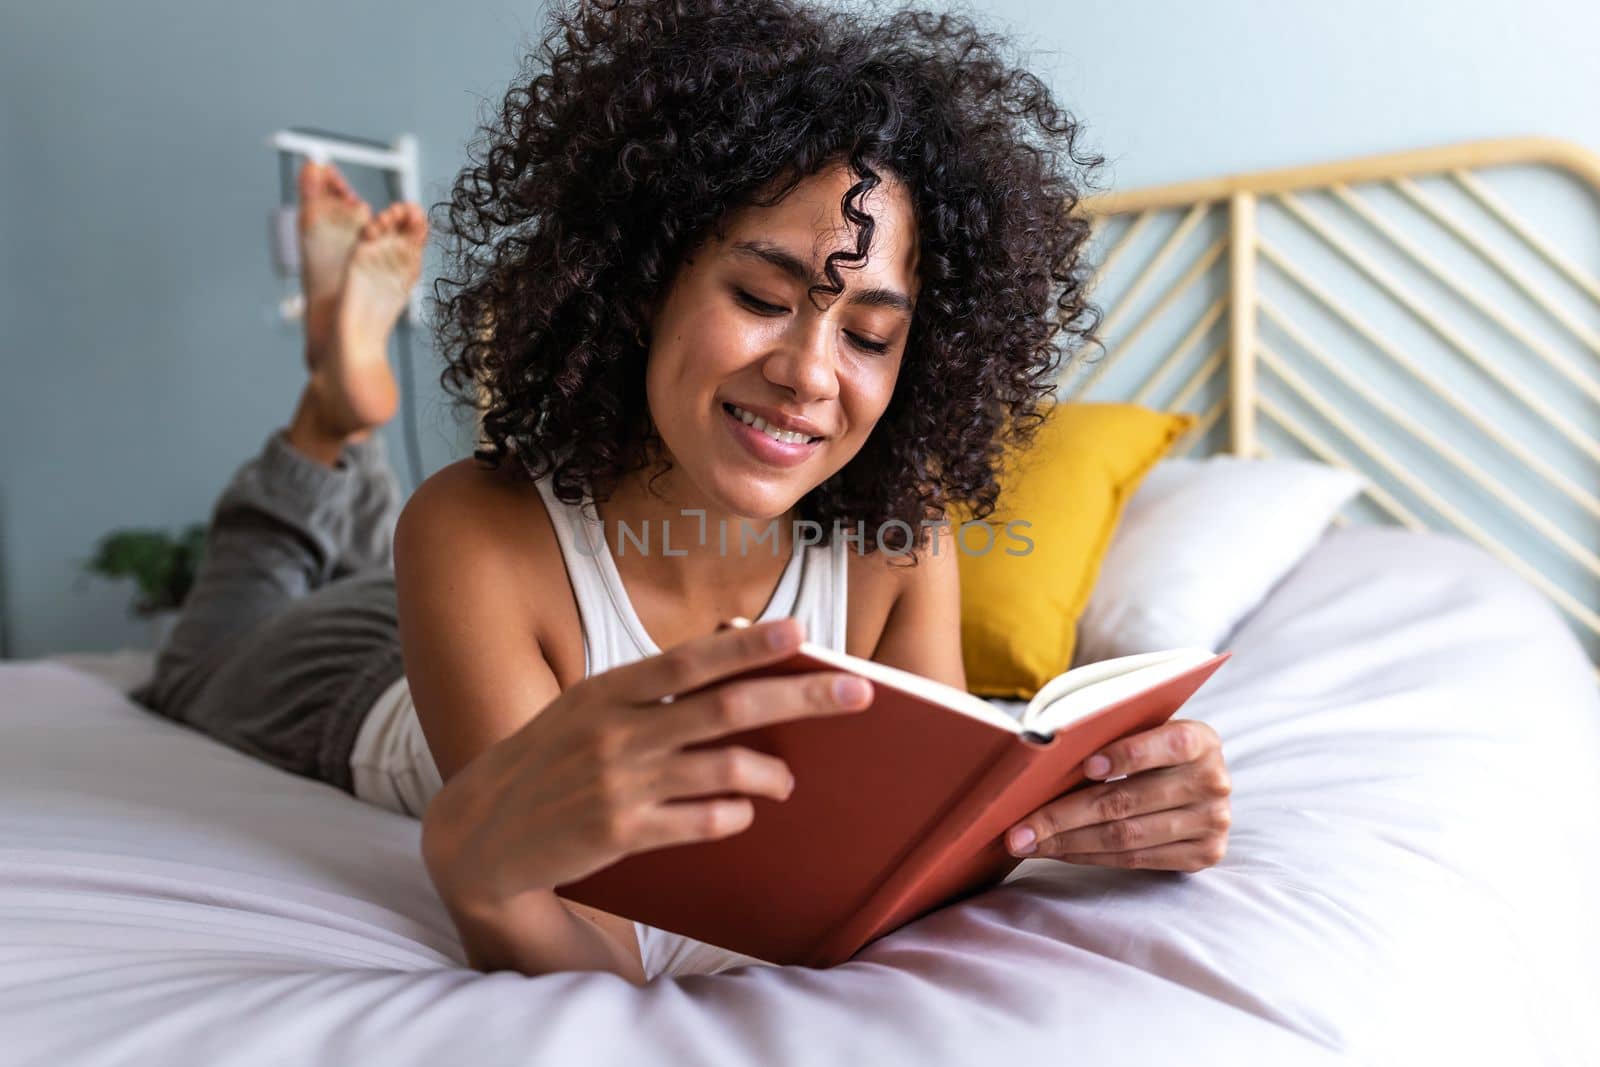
[7,138,1600,1065]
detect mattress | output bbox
[2,525,1597,1066]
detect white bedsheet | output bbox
[2,525,1597,1066]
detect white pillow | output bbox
[1073,456,1367,666]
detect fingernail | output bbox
[1085,755,1111,778]
[1008,827,1037,855]
[833,677,871,704]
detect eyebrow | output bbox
[730,240,914,317]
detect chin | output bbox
[722,482,808,523]
[689,445,820,514]
[697,466,813,522]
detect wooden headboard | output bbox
[1075,137,1600,675]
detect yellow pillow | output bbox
[950,402,1196,699]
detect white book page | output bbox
[1021,648,1216,735]
[783,640,1022,732]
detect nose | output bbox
[762,319,840,403]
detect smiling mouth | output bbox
[721,402,824,444]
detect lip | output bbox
[721,400,826,439]
[720,402,824,469]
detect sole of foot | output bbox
[297,161,372,374]
[306,200,429,438]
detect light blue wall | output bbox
[983,0,1599,189]
[0,1,544,656]
[3,0,1597,657]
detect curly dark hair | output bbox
[431,0,1105,558]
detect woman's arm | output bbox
[394,465,852,983]
[393,463,563,780]
[393,463,648,983]
[867,521,966,690]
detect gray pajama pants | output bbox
[129,427,407,796]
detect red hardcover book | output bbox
[555,629,1232,968]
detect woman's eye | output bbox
[734,289,786,315]
[736,288,889,354]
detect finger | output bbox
[1037,802,1229,858]
[604,617,806,706]
[1081,719,1220,782]
[647,745,796,805]
[1054,835,1230,873]
[1006,764,1195,854]
[630,797,759,853]
[630,670,872,756]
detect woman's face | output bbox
[642,162,920,520]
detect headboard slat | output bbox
[1076,136,1600,673]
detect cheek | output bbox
[684,315,768,384]
[845,367,900,434]
[648,316,740,398]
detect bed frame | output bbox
[1075,137,1600,678]
[468,138,1600,675]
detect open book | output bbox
[554,624,1232,968]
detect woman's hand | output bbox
[1003,719,1232,872]
[420,616,874,915]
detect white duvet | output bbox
[2,525,1597,1066]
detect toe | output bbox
[325,164,355,198]
[297,161,323,201]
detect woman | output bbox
[136,0,1232,985]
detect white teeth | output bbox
[729,404,814,445]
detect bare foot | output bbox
[297,161,372,373]
[305,201,428,438]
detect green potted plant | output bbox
[82,524,208,651]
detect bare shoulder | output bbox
[393,454,586,697]
[845,522,964,689]
[845,521,960,597]
[396,457,568,587]
[400,456,542,538]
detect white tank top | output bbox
[531,475,849,668]
[349,471,850,980]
